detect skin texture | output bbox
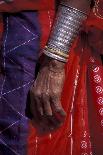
[30,56,66,134]
[30,0,91,135]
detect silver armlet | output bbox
[43,3,88,63]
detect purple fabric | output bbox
[0,11,40,155]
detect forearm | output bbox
[43,0,91,65]
[62,0,91,13]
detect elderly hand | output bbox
[30,56,66,135]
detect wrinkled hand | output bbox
[30,56,66,135]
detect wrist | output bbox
[42,55,65,73]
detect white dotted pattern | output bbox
[91,62,103,129]
[81,141,88,149]
[93,75,101,83]
[95,86,103,94]
[97,97,103,105]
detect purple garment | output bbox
[0,11,40,155]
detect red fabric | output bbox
[0,0,102,154]
[39,10,55,51]
[0,0,55,12]
[27,1,103,155]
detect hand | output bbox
[30,56,66,135]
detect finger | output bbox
[30,91,41,125]
[30,81,43,115]
[42,94,53,116]
[35,97,43,116]
[47,115,63,129]
[37,116,61,135]
[51,97,66,121]
[30,89,52,132]
[31,73,46,117]
[37,117,50,135]
[35,119,49,135]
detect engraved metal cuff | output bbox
[44,3,88,62]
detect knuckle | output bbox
[52,91,60,98]
[52,95,60,103]
[42,92,50,99]
[34,91,42,98]
[55,104,62,110]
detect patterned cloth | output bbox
[27,1,103,155]
[0,1,103,155]
[0,11,40,155]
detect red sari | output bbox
[0,0,103,155]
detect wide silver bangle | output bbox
[43,3,88,62]
[44,49,67,63]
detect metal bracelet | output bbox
[44,4,88,62]
[45,46,69,58]
[44,50,67,63]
